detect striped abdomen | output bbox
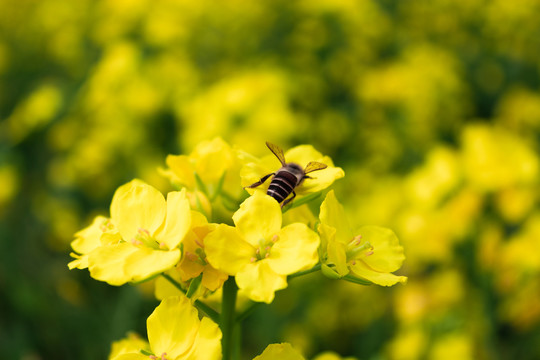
[267,170,299,203]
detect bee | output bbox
[245,142,328,207]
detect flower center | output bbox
[346,235,373,262]
[251,234,279,262]
[185,248,208,266]
[149,353,168,360]
[99,218,115,232]
[131,228,165,250]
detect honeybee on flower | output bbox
[240,142,345,207]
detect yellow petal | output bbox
[239,152,279,193]
[192,137,235,184]
[125,248,181,283]
[236,261,287,303]
[147,296,200,359]
[357,226,405,273]
[285,145,345,195]
[68,253,89,270]
[178,257,204,282]
[71,216,109,254]
[154,269,184,300]
[155,189,192,250]
[297,165,344,195]
[324,232,349,277]
[111,353,147,360]
[253,343,306,360]
[319,190,354,245]
[266,223,320,275]
[191,210,209,228]
[111,180,167,241]
[184,317,223,360]
[349,261,407,286]
[109,333,149,360]
[202,266,228,292]
[205,224,254,275]
[165,154,196,189]
[285,145,327,165]
[88,242,134,285]
[233,192,282,247]
[100,232,122,246]
[88,243,180,285]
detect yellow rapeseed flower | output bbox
[68,216,119,270]
[110,296,222,360]
[87,180,191,285]
[109,333,150,360]
[161,137,243,201]
[176,211,228,292]
[252,343,305,360]
[205,192,320,303]
[319,191,407,286]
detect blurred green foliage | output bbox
[1,0,540,359]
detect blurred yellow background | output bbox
[1,0,540,359]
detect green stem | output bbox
[288,263,322,280]
[160,274,220,323]
[221,277,238,360]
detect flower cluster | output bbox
[68,138,407,360]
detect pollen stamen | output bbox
[138,228,151,236]
[194,237,204,248]
[185,251,198,261]
[346,236,373,262]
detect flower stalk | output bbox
[221,277,238,360]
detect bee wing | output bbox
[304,161,328,174]
[266,141,287,166]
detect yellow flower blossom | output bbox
[177,211,228,292]
[68,215,119,270]
[252,343,305,360]
[109,333,150,360]
[155,210,229,299]
[161,137,243,201]
[240,144,344,198]
[110,296,222,360]
[87,180,191,285]
[313,352,358,360]
[205,192,320,303]
[318,190,407,286]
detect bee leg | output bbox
[244,173,274,189]
[281,190,296,208]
